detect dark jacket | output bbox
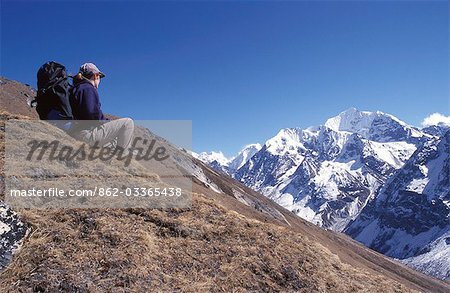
[70,80,107,120]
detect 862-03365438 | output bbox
[7,187,184,197]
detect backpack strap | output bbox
[38,75,74,95]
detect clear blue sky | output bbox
[1,0,449,157]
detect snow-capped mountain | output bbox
[228,144,262,171]
[197,144,261,175]
[198,108,449,280]
[345,130,450,280]
[196,151,230,166]
[195,151,231,174]
[234,108,428,231]
[324,107,424,143]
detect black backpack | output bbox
[32,61,73,120]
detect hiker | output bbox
[69,62,135,153]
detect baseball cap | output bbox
[79,63,106,78]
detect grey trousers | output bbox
[73,118,135,151]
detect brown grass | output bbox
[0,193,415,292]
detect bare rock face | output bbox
[0,202,28,269]
[0,77,38,119]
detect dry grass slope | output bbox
[0,194,414,292]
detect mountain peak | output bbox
[242,143,262,150]
[324,108,414,139]
[197,151,230,166]
[197,144,262,173]
[325,108,377,133]
[265,128,306,155]
[228,143,262,170]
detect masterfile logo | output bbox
[5,120,192,209]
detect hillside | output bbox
[0,78,38,119]
[1,76,449,292]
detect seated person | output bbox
[70,63,134,154]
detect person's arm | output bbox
[76,86,106,120]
